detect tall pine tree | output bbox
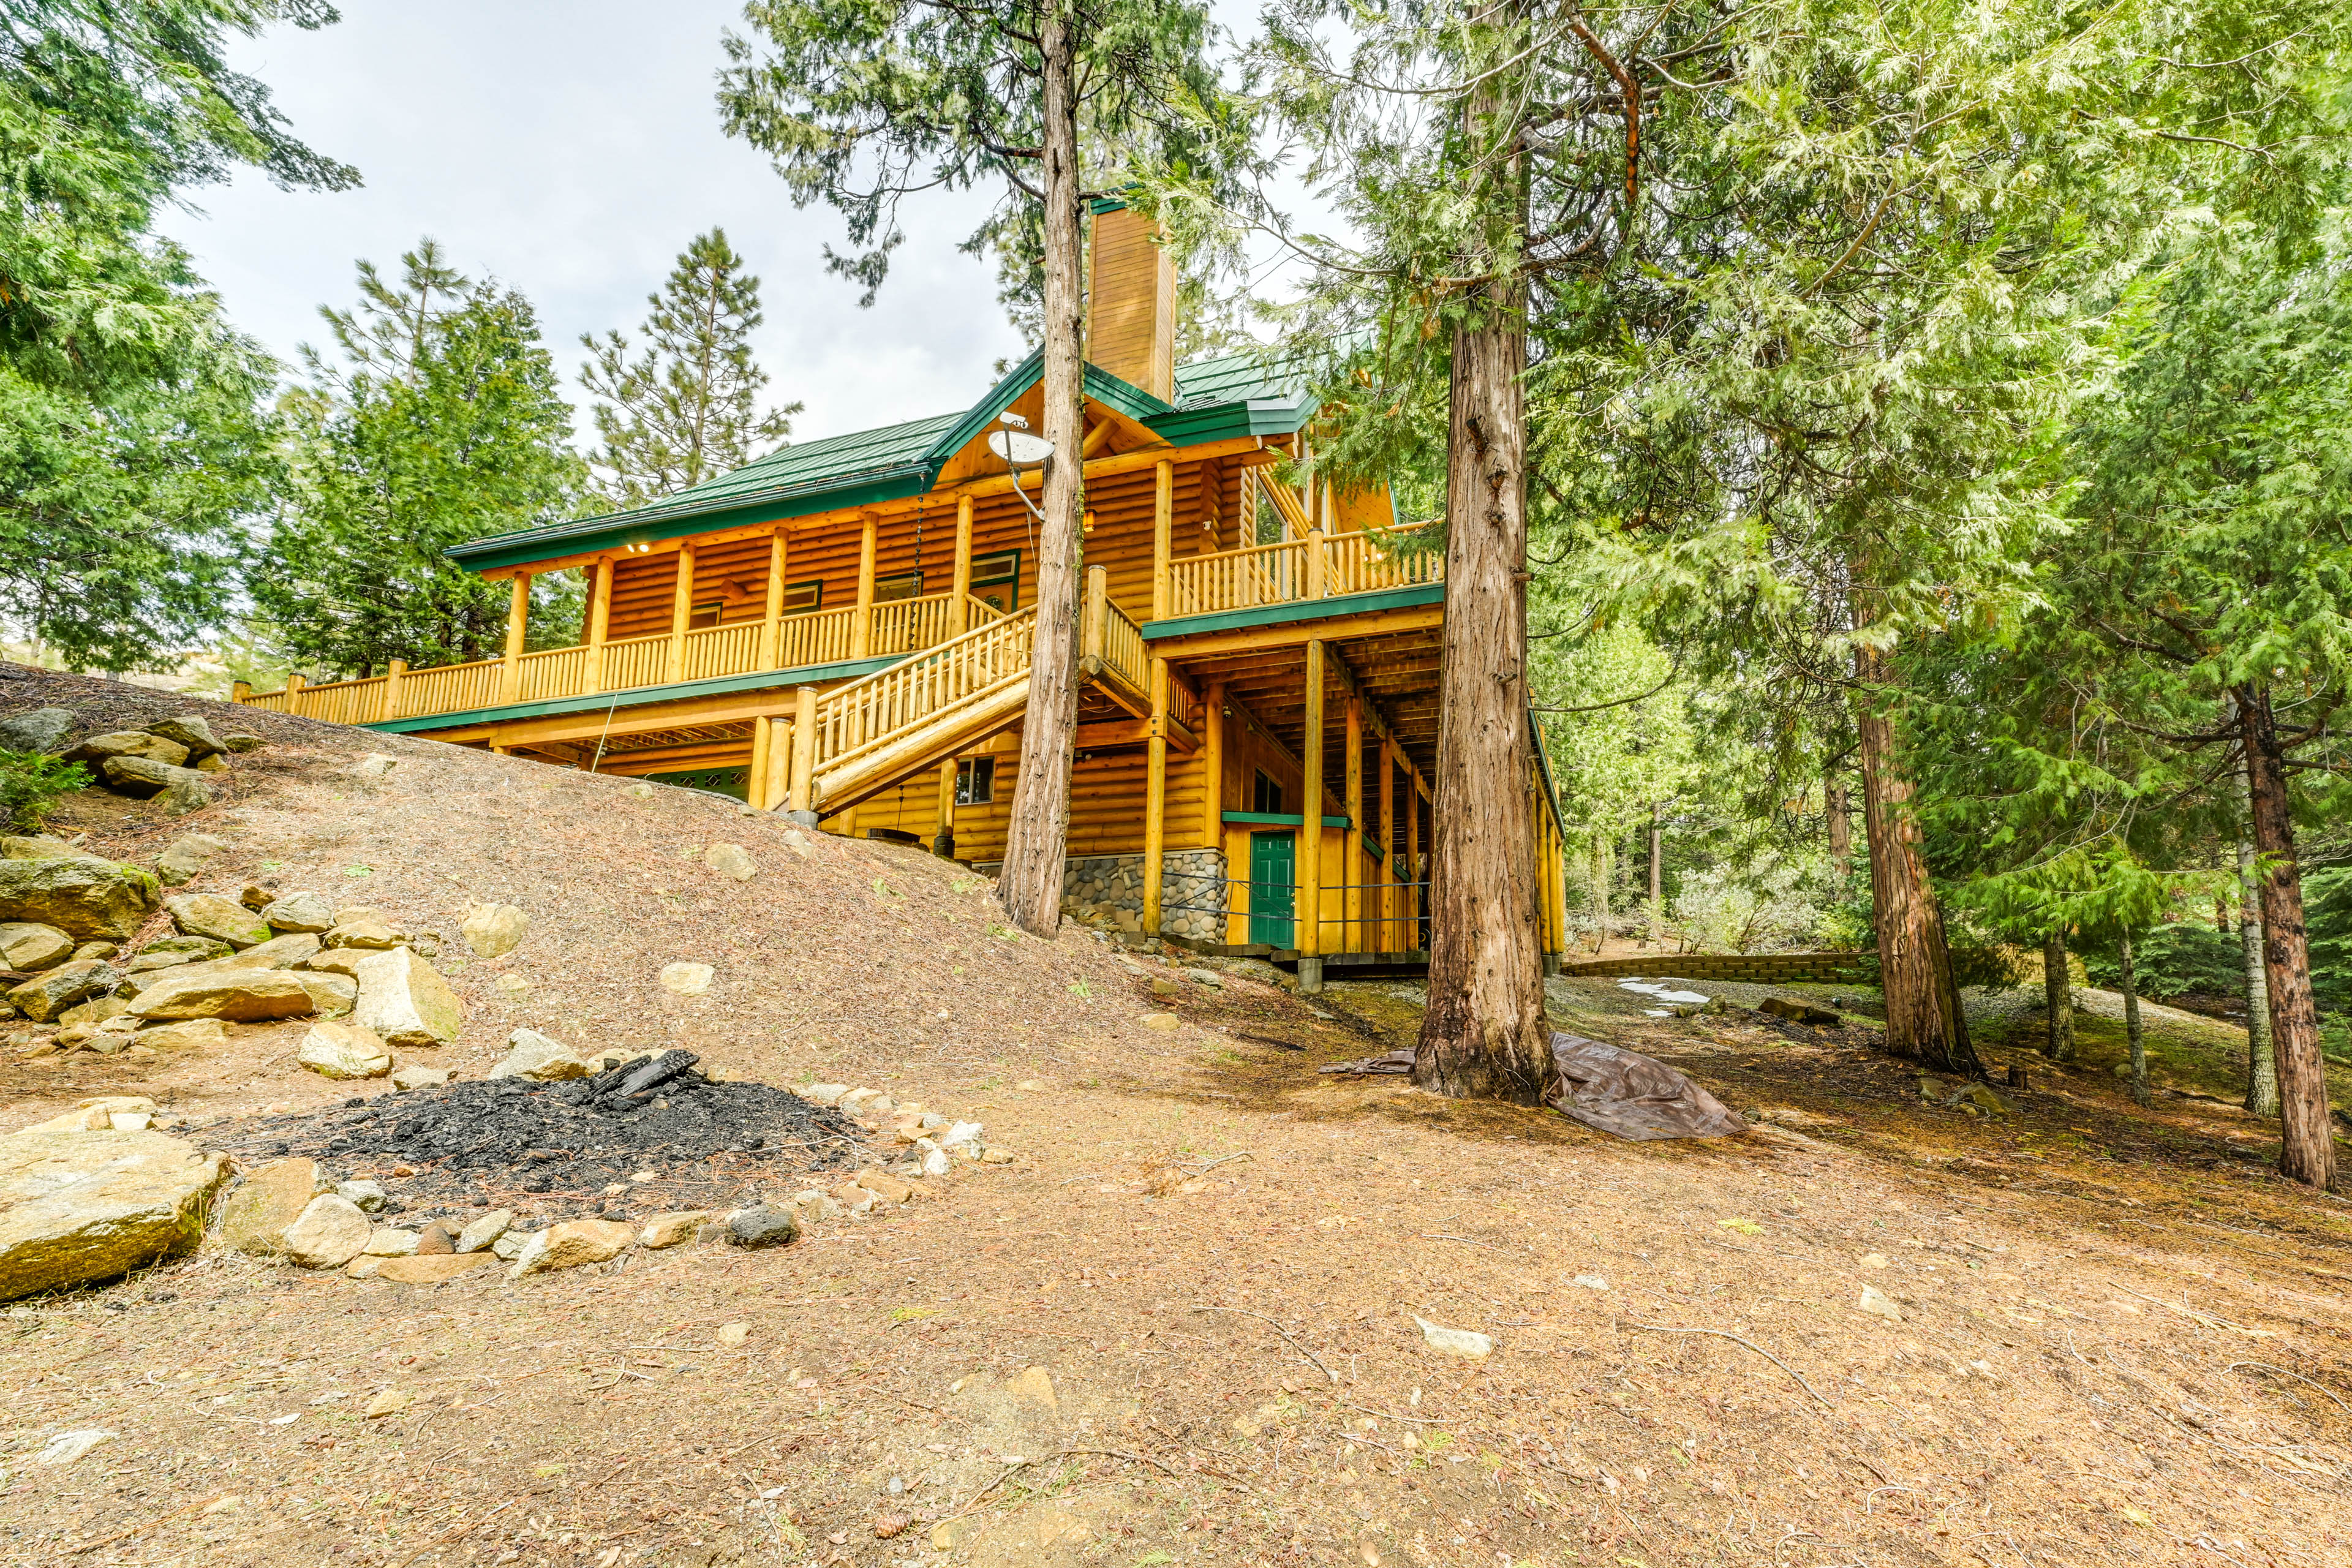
[719,0,1247,936]
[254,249,584,675]
[579,228,800,509]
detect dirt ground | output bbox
[3,668,2350,1568]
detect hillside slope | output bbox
[2,666,2349,1568]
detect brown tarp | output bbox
[1318,1031,1746,1142]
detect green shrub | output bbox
[2081,921,2244,1001]
[0,749,89,831]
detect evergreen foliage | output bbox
[251,249,584,675]
[580,228,800,510]
[0,0,353,668]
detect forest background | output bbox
[1,0,2346,1065]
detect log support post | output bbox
[851,514,878,658]
[759,533,787,669]
[1378,736,1395,952]
[585,558,613,692]
[749,715,773,812]
[785,684,821,823]
[231,680,251,704]
[500,573,532,703]
[666,545,696,684]
[383,658,407,722]
[1407,776,1423,951]
[1150,458,1174,620]
[285,671,306,717]
[934,757,960,858]
[1343,693,1363,954]
[950,496,974,635]
[1299,637,1325,988]
[1201,681,1226,850]
[1144,656,1170,937]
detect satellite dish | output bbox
[987,429,1054,469]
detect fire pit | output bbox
[209,1051,868,1225]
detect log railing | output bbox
[235,591,992,726]
[807,607,1037,778]
[1164,522,1441,619]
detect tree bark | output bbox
[993,3,1085,939]
[1825,778,1851,880]
[2120,928,2148,1106]
[1414,27,1548,1102]
[1853,641,1981,1076]
[2239,836,2277,1117]
[2237,685,2333,1190]
[1647,804,1664,948]
[2041,930,2075,1063]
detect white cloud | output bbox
[156,0,1026,442]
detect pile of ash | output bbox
[210,1051,865,1226]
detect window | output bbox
[968,549,1020,612]
[689,600,726,629]
[782,578,823,614]
[1252,769,1283,815]
[956,756,996,805]
[874,570,922,603]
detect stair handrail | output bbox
[808,604,1038,774]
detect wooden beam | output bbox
[748,715,772,813]
[1150,458,1173,621]
[1144,602,1444,661]
[851,514,877,658]
[1343,692,1362,953]
[585,557,613,692]
[1300,638,1324,957]
[1202,680,1226,848]
[1378,733,1395,952]
[383,659,406,720]
[935,756,958,854]
[1144,657,1169,936]
[788,685,820,813]
[499,573,532,703]
[950,494,974,636]
[758,532,786,669]
[666,544,695,684]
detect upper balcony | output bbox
[236,522,1442,729]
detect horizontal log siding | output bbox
[843,739,1208,864]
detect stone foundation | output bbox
[970,849,1227,942]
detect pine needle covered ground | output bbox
[2,668,2347,1568]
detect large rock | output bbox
[488,1027,591,1081]
[282,1195,373,1268]
[0,921,74,971]
[260,891,334,933]
[704,843,756,881]
[460,902,528,958]
[297,1019,391,1079]
[143,716,225,764]
[352,948,461,1047]
[377,1253,496,1284]
[98,755,214,812]
[322,919,402,951]
[0,707,74,753]
[216,1158,321,1254]
[135,1018,229,1052]
[507,1218,634,1278]
[0,852,160,939]
[0,1129,228,1301]
[292,970,356,1018]
[16,1097,153,1134]
[64,731,188,769]
[153,834,228,888]
[226,932,322,970]
[294,948,366,979]
[660,962,715,997]
[126,967,314,1023]
[7,959,119,1023]
[165,893,270,949]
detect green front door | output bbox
[1248,830,1295,946]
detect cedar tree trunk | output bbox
[1853,641,1981,1076]
[2239,835,2278,1117]
[993,4,1085,938]
[1413,280,1548,1104]
[2041,930,2075,1062]
[1825,778,1851,880]
[2237,685,2334,1190]
[2120,928,2148,1106]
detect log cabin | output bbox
[237,201,1571,984]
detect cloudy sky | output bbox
[157,1,1310,447]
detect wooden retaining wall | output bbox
[1556,952,1875,984]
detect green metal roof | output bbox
[446,346,1311,573]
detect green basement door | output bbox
[1248,829,1295,946]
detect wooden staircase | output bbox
[758,567,1148,818]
